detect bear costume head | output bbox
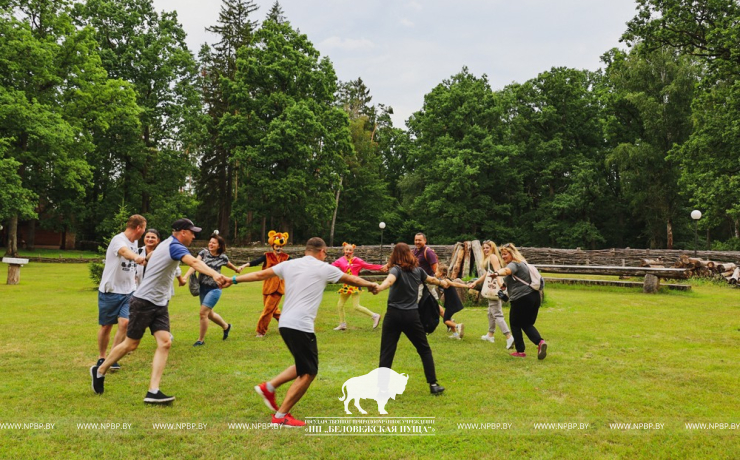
[268,231,289,249]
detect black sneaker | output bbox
[96,358,105,366]
[430,383,445,395]
[90,366,104,394]
[144,391,175,404]
[110,362,121,371]
[223,324,232,341]
[193,340,205,346]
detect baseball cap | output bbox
[171,218,202,233]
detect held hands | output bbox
[177,276,187,287]
[368,283,381,295]
[134,255,147,265]
[440,279,451,288]
[214,273,230,288]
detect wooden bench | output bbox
[535,265,692,293]
[2,257,30,285]
[543,277,691,291]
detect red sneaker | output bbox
[272,413,305,427]
[510,352,527,358]
[537,340,548,360]
[255,382,278,411]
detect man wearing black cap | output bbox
[91,218,229,403]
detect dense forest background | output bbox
[2,0,739,255]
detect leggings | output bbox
[337,293,377,323]
[509,290,543,353]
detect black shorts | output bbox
[127,296,170,340]
[279,327,318,376]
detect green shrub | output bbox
[88,260,104,286]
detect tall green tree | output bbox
[507,67,609,248]
[624,0,740,245]
[74,0,201,237]
[1,0,126,253]
[602,46,699,248]
[403,67,513,243]
[331,78,395,246]
[225,14,351,242]
[195,0,259,240]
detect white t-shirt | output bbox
[272,255,344,333]
[135,248,180,296]
[98,232,138,294]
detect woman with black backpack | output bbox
[376,243,448,395]
[494,243,548,360]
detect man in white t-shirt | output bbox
[228,237,380,427]
[96,214,147,371]
[91,218,230,404]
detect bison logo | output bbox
[338,367,409,415]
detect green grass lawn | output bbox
[1,263,739,459]
[14,248,101,259]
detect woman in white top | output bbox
[469,241,514,349]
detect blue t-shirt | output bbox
[134,236,190,306]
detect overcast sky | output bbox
[152,0,639,128]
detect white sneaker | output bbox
[456,323,464,339]
[481,335,495,343]
[371,314,381,329]
[333,323,347,331]
[506,336,515,349]
[448,332,461,340]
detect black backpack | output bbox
[418,283,440,334]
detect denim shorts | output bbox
[199,286,222,309]
[98,292,131,325]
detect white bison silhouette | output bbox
[338,367,409,415]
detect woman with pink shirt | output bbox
[331,242,387,330]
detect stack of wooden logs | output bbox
[641,256,740,285]
[447,241,489,303]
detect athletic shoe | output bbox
[448,332,461,340]
[255,333,265,338]
[480,335,495,343]
[255,382,278,411]
[144,391,175,404]
[429,383,445,395]
[371,314,381,329]
[456,323,465,339]
[96,358,105,366]
[110,362,121,372]
[223,324,232,340]
[510,352,526,358]
[537,340,548,360]
[90,366,104,394]
[333,323,347,331]
[272,413,305,427]
[193,340,205,346]
[506,336,515,349]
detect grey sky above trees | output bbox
[152,0,638,127]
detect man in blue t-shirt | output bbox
[91,218,230,404]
